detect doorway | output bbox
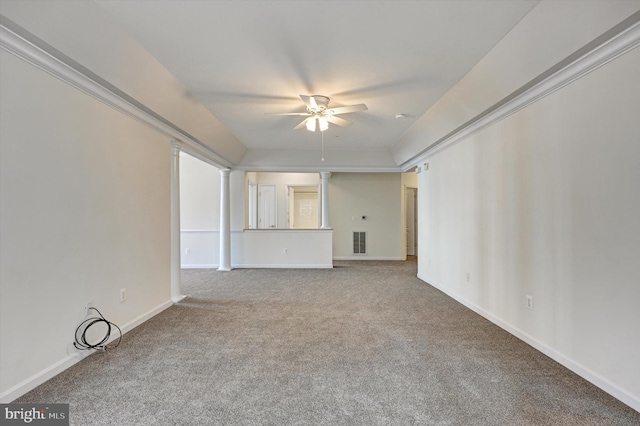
[287,185,320,229]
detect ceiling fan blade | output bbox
[294,117,313,130]
[326,104,368,115]
[326,115,352,127]
[300,95,318,110]
[264,112,311,116]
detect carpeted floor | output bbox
[15,260,640,425]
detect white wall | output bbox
[330,173,403,260]
[232,230,333,269]
[180,153,221,268]
[417,43,640,410]
[0,50,172,401]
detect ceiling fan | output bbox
[266,95,368,132]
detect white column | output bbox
[320,171,331,229]
[170,141,185,302]
[218,168,232,271]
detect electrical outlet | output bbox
[283,248,288,254]
[466,273,470,282]
[85,300,93,316]
[185,248,191,255]
[120,288,126,303]
[526,295,533,310]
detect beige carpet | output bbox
[15,259,640,425]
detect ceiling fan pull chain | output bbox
[321,130,325,162]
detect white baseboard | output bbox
[333,256,404,261]
[416,273,640,413]
[232,263,334,269]
[182,263,334,269]
[181,263,217,269]
[0,300,173,403]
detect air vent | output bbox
[353,231,366,255]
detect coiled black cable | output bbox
[74,307,122,351]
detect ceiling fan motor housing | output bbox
[309,95,330,112]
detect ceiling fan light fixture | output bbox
[306,117,317,132]
[318,116,329,132]
[267,95,367,131]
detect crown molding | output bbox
[0,16,232,169]
[401,11,640,170]
[235,164,403,173]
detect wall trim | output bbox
[401,10,640,170]
[416,273,640,413]
[235,164,403,173]
[0,16,232,169]
[241,229,333,234]
[233,264,334,269]
[180,229,249,233]
[182,264,335,269]
[0,300,173,403]
[181,264,218,269]
[333,256,404,261]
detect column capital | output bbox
[219,168,231,176]
[320,171,331,179]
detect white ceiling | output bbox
[94,0,538,161]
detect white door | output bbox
[405,187,417,256]
[258,185,277,229]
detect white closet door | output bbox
[258,184,277,228]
